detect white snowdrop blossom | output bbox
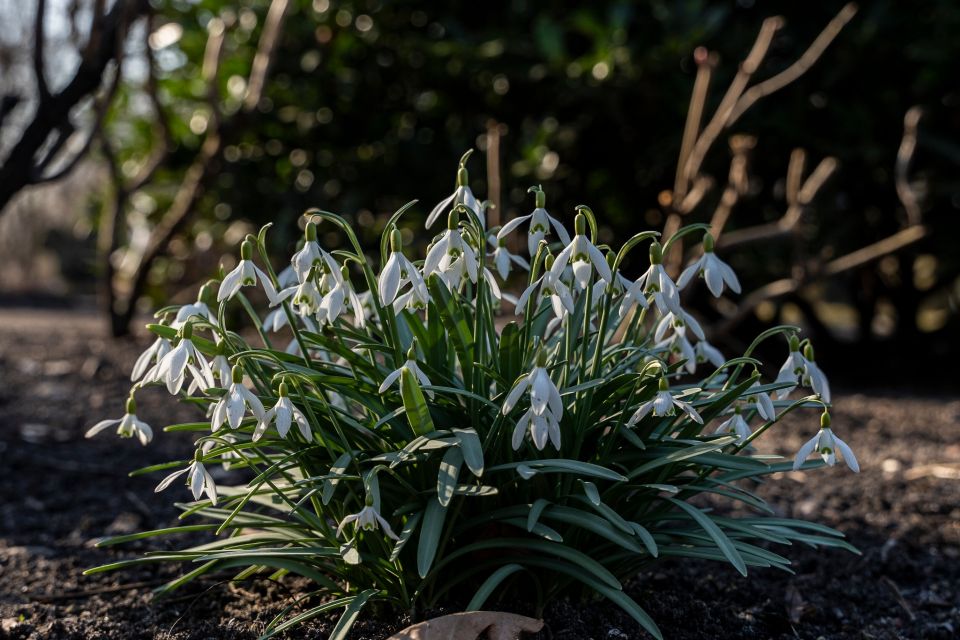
[291,221,339,283]
[654,309,705,343]
[147,323,213,395]
[490,235,530,280]
[423,211,479,290]
[626,241,682,315]
[628,377,703,425]
[514,254,574,320]
[714,407,752,444]
[677,233,741,297]
[502,355,563,451]
[744,379,776,421]
[379,228,426,307]
[218,240,280,304]
[156,456,218,504]
[793,411,859,472]
[336,500,399,540]
[86,396,153,446]
[549,212,612,290]
[775,338,831,402]
[254,383,311,441]
[211,366,267,431]
[695,340,726,369]
[496,186,572,257]
[425,151,481,229]
[379,346,433,397]
[392,278,431,314]
[131,336,171,382]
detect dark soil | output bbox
[1,307,958,639]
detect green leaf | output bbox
[666,498,747,576]
[401,367,435,436]
[389,511,423,562]
[418,498,448,578]
[437,447,463,507]
[322,451,355,505]
[466,564,525,611]
[452,428,484,476]
[426,274,474,385]
[626,436,737,479]
[580,480,601,506]
[488,459,627,482]
[497,321,522,384]
[328,589,378,640]
[527,498,550,533]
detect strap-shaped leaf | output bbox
[527,498,551,533]
[437,447,463,507]
[322,451,355,505]
[401,367,435,436]
[328,589,378,640]
[497,321,522,385]
[426,274,474,385]
[417,498,448,578]
[666,497,747,576]
[489,459,627,482]
[389,510,423,562]
[452,428,484,476]
[466,564,525,611]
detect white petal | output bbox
[833,434,860,473]
[378,253,402,305]
[425,192,456,228]
[627,400,654,426]
[502,376,531,414]
[155,468,189,493]
[676,258,702,290]
[378,368,402,393]
[497,214,530,239]
[85,418,120,438]
[792,432,821,470]
[587,242,611,282]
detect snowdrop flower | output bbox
[490,235,530,280]
[155,454,218,504]
[278,272,323,316]
[86,396,153,446]
[131,336,171,382]
[677,233,741,297]
[254,383,311,441]
[625,241,682,315]
[336,497,399,540]
[392,278,431,314]
[423,210,479,290]
[425,150,481,229]
[775,337,831,402]
[515,254,574,320]
[172,282,216,328]
[714,406,752,444]
[549,212,612,290]
[656,331,697,374]
[379,228,426,307]
[276,264,298,288]
[695,340,726,369]
[744,378,776,421]
[291,221,339,283]
[502,354,564,451]
[148,322,213,395]
[654,309,705,343]
[793,410,859,472]
[336,266,368,328]
[628,377,703,425]
[209,343,232,386]
[218,239,280,304]
[210,365,266,431]
[379,344,433,397]
[497,186,572,257]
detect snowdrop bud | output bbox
[278,382,289,397]
[804,343,816,362]
[658,376,669,392]
[544,253,555,271]
[457,165,469,187]
[364,493,375,507]
[198,281,216,305]
[406,340,418,360]
[125,396,137,414]
[231,365,244,384]
[574,213,586,236]
[789,335,800,352]
[180,321,194,340]
[703,232,715,253]
[821,409,831,429]
[240,240,254,261]
[535,347,548,368]
[447,210,459,231]
[340,265,350,281]
[649,241,663,265]
[390,227,402,252]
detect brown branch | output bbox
[895,106,923,226]
[714,225,928,335]
[726,4,859,124]
[707,134,755,238]
[485,120,502,229]
[243,0,290,112]
[673,47,716,202]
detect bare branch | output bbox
[33,0,50,102]
[673,48,716,202]
[727,4,859,124]
[485,120,502,229]
[895,106,923,226]
[243,0,291,112]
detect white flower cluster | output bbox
[88,152,857,535]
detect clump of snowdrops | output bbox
[87,151,858,639]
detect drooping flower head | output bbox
[254,382,311,441]
[502,348,563,451]
[379,227,426,308]
[497,186,572,257]
[549,210,612,291]
[626,241,682,315]
[425,149,481,229]
[210,365,267,431]
[218,239,280,305]
[793,410,859,472]
[775,336,831,402]
[628,376,703,425]
[336,494,399,541]
[86,395,153,446]
[147,321,214,395]
[677,232,741,297]
[423,209,479,291]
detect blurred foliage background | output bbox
[0,0,957,383]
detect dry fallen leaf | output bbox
[388,611,544,640]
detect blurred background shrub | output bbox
[0,0,957,383]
